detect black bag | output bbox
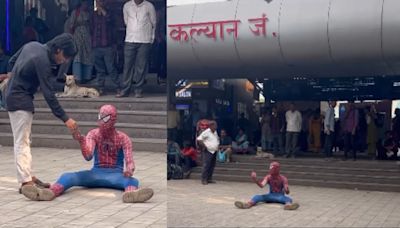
[170,164,184,179]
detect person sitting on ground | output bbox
[21,104,154,203]
[219,129,233,162]
[234,161,299,210]
[232,128,249,154]
[181,141,197,177]
[377,131,399,160]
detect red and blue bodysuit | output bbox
[235,162,299,210]
[21,105,153,203]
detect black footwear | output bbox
[208,180,216,184]
[202,180,208,185]
[116,93,129,98]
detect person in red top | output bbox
[235,161,299,210]
[181,141,198,177]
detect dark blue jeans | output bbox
[121,42,151,95]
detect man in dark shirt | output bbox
[219,129,233,162]
[91,0,119,95]
[5,33,78,191]
[270,106,285,155]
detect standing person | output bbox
[56,12,74,83]
[342,101,359,161]
[155,4,166,83]
[285,103,302,158]
[91,0,119,95]
[70,0,93,84]
[118,0,156,98]
[366,105,378,158]
[22,17,39,44]
[25,8,48,43]
[5,33,78,191]
[0,43,10,108]
[260,110,272,152]
[324,101,336,160]
[308,109,322,153]
[270,106,284,156]
[197,121,219,185]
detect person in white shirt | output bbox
[197,121,219,185]
[285,103,302,158]
[118,0,156,98]
[324,100,336,159]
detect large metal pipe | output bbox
[167,0,400,79]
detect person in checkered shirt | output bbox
[21,104,154,203]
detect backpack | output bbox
[217,150,226,163]
[168,162,184,180]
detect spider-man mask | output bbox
[98,104,117,131]
[269,162,280,176]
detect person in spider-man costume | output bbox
[21,104,154,203]
[234,161,299,210]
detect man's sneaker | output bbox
[208,180,216,184]
[21,185,55,201]
[284,203,300,210]
[201,180,208,185]
[234,201,252,209]
[122,188,154,203]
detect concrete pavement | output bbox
[168,179,400,227]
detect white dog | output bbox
[56,75,100,98]
[255,147,275,159]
